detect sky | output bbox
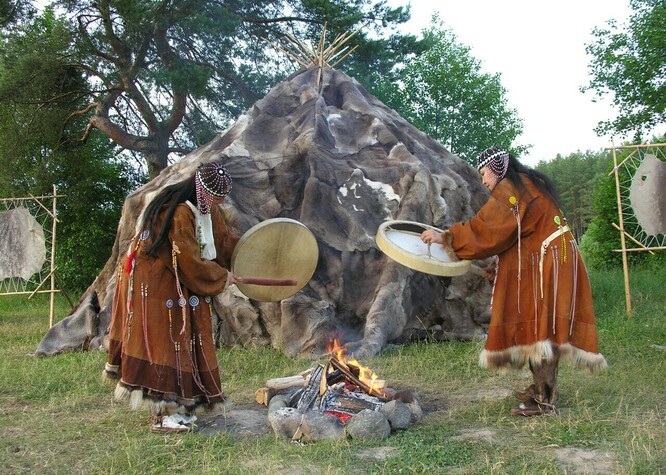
[385,0,647,166]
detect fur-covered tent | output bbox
[36,66,491,358]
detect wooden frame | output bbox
[0,185,65,327]
[607,142,666,317]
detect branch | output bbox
[153,24,186,135]
[97,1,132,67]
[62,103,96,132]
[77,15,118,65]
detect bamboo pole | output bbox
[0,194,64,202]
[611,144,632,317]
[49,185,58,327]
[608,147,639,176]
[613,246,666,252]
[611,223,656,255]
[605,142,666,150]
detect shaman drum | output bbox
[375,220,472,277]
[231,218,318,301]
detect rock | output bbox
[346,409,391,440]
[267,407,303,439]
[380,400,412,430]
[391,388,423,423]
[301,411,345,441]
[267,394,290,413]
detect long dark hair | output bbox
[142,174,197,256]
[504,154,562,209]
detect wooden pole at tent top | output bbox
[611,142,632,318]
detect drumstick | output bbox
[236,277,298,286]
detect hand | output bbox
[421,229,444,245]
[227,271,238,285]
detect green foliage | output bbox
[52,137,142,292]
[378,16,524,164]
[535,149,610,239]
[583,0,666,138]
[578,139,666,270]
[0,0,34,27]
[0,11,143,293]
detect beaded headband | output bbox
[195,162,232,215]
[476,147,510,181]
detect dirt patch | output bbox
[553,448,620,474]
[468,388,513,402]
[356,446,399,461]
[197,405,270,437]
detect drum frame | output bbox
[375,220,472,276]
[231,218,318,301]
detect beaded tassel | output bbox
[172,242,188,335]
[141,283,153,364]
[174,341,183,396]
[554,215,567,263]
[510,196,521,313]
[569,240,579,336]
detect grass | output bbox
[1,268,665,474]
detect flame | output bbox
[326,338,384,396]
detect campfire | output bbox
[256,339,422,441]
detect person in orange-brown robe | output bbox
[422,147,606,416]
[103,161,240,432]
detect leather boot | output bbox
[531,347,560,407]
[511,348,560,416]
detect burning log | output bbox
[328,356,388,400]
[260,348,424,440]
[296,364,324,412]
[319,386,385,415]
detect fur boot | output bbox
[511,348,560,416]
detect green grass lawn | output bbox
[1,268,664,474]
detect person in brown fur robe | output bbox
[422,147,606,416]
[102,161,239,432]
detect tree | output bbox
[0,0,33,27]
[9,0,421,178]
[535,149,610,239]
[384,18,525,163]
[0,9,141,292]
[583,0,666,139]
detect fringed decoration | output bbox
[510,196,522,314]
[171,242,187,335]
[551,246,559,335]
[124,249,137,274]
[175,341,184,396]
[531,253,539,336]
[489,256,499,313]
[141,283,153,365]
[196,333,224,399]
[569,240,579,336]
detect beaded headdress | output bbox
[195,162,232,215]
[476,147,510,181]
